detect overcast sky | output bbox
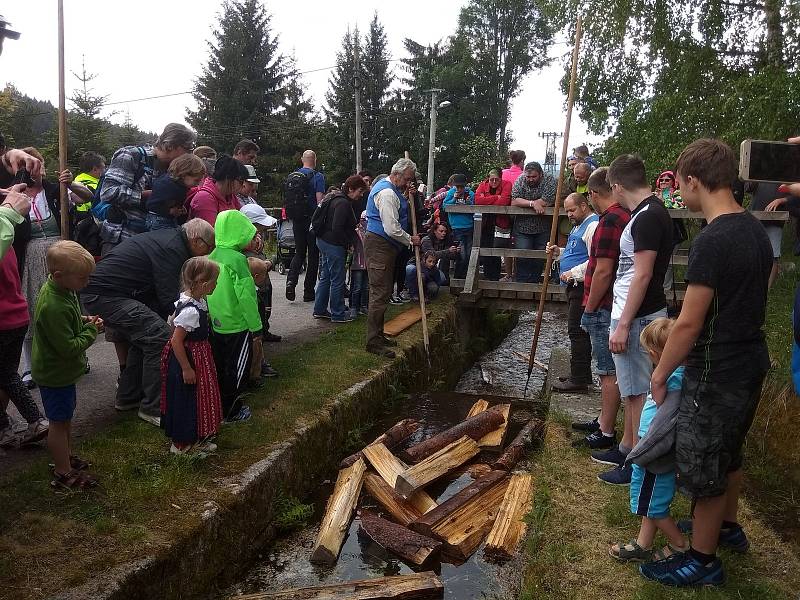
[1,0,602,166]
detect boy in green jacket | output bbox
[207,210,262,422]
[32,241,103,490]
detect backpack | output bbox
[283,169,315,221]
[91,146,148,220]
[310,193,344,237]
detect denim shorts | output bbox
[610,309,666,397]
[40,384,77,422]
[580,308,615,376]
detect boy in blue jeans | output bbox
[32,241,103,490]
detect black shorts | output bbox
[675,370,765,498]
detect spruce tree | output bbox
[68,57,111,165]
[361,13,393,174]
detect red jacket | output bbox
[474,179,512,229]
[0,247,29,331]
[188,177,241,226]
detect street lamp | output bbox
[423,89,450,197]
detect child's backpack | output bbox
[91,146,148,220]
[283,169,314,221]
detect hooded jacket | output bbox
[206,210,261,335]
[188,177,241,226]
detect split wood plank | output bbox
[492,418,546,472]
[402,408,505,463]
[383,307,431,337]
[478,404,510,447]
[310,458,367,564]
[409,469,509,538]
[359,509,442,566]
[341,419,421,469]
[466,399,489,418]
[362,443,437,515]
[484,473,533,559]
[395,436,480,497]
[230,571,444,599]
[431,475,510,560]
[363,472,421,527]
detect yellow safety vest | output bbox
[74,172,99,212]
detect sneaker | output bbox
[597,464,632,486]
[19,418,49,445]
[0,426,19,449]
[225,405,252,423]
[331,315,355,323]
[590,446,627,466]
[676,520,750,553]
[303,293,315,302]
[261,363,279,378]
[313,311,332,320]
[571,417,600,432]
[21,371,37,390]
[137,411,161,427]
[366,344,396,359]
[285,285,296,301]
[399,290,412,302]
[114,398,140,411]
[573,429,616,450]
[389,295,404,305]
[357,308,368,316]
[262,332,282,343]
[639,552,725,587]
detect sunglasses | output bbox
[659,177,673,182]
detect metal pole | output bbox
[57,0,69,239]
[425,89,442,196]
[354,39,362,174]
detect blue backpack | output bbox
[91,146,149,220]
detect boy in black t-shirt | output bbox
[641,139,772,588]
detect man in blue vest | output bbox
[547,193,599,392]
[364,158,421,358]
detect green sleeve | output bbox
[38,300,98,356]
[233,270,263,334]
[0,205,24,259]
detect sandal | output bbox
[48,455,92,471]
[651,542,689,562]
[609,540,653,562]
[51,468,98,490]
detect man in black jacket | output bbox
[82,218,214,426]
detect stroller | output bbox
[276,217,297,275]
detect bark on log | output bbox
[484,472,533,559]
[478,404,510,447]
[402,408,505,463]
[492,418,546,472]
[230,571,444,599]
[341,419,421,469]
[409,469,508,538]
[395,436,480,497]
[363,472,421,527]
[359,509,442,566]
[362,443,437,514]
[310,458,366,564]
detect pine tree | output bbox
[361,13,393,174]
[68,57,111,165]
[188,0,288,154]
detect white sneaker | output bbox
[19,418,49,445]
[137,411,161,427]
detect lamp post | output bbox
[422,88,450,196]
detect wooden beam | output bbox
[359,510,442,566]
[341,419,421,469]
[477,281,567,295]
[362,443,438,514]
[395,436,481,497]
[402,408,505,464]
[492,418,546,472]
[311,458,367,564]
[478,404,510,447]
[230,572,445,599]
[484,473,533,560]
[479,248,549,259]
[462,247,482,296]
[363,472,422,527]
[384,307,430,337]
[444,204,789,221]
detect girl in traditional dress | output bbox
[161,256,222,455]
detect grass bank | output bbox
[519,419,800,600]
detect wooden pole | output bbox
[57,0,69,239]
[524,15,583,395]
[404,151,430,363]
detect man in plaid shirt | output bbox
[510,161,557,282]
[572,167,630,452]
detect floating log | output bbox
[310,458,367,565]
[230,571,444,599]
[363,472,421,527]
[409,469,509,538]
[484,473,533,559]
[340,419,421,469]
[431,475,510,560]
[395,436,480,497]
[362,443,437,514]
[402,408,505,464]
[359,509,442,566]
[492,418,546,472]
[466,399,489,418]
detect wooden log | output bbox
[492,418,546,472]
[359,509,442,566]
[402,408,505,464]
[478,404,510,447]
[395,436,480,497]
[363,472,421,527]
[409,469,508,538]
[431,476,510,560]
[310,458,367,564]
[340,419,421,469]
[484,473,533,559]
[466,399,489,418]
[230,572,444,599]
[362,443,437,514]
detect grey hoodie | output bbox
[624,388,681,475]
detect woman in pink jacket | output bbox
[188,155,248,226]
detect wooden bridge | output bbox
[444,204,789,312]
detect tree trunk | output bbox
[340,419,420,469]
[359,510,442,566]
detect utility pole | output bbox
[354,38,362,174]
[539,131,562,178]
[423,88,444,197]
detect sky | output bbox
[1,0,603,166]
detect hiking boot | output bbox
[591,446,627,466]
[285,285,296,301]
[639,552,725,587]
[573,429,616,450]
[552,378,589,393]
[262,332,282,343]
[380,335,398,347]
[224,405,252,424]
[261,363,279,378]
[137,411,161,427]
[597,464,632,486]
[676,520,750,553]
[367,344,396,359]
[571,417,600,432]
[19,418,49,446]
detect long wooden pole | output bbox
[57,0,69,239]
[405,151,430,363]
[524,15,583,395]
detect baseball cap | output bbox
[244,164,260,184]
[240,203,277,227]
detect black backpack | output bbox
[311,193,345,237]
[283,169,315,221]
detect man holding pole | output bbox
[364,158,421,358]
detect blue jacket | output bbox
[443,187,474,230]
